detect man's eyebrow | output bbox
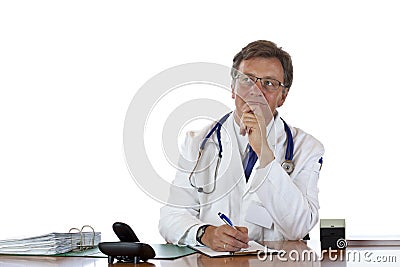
[243,72,277,80]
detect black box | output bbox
[320,219,346,250]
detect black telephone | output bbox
[98,222,156,264]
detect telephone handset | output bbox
[112,222,140,242]
[98,222,156,264]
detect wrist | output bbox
[259,146,274,168]
[199,225,217,247]
[196,225,211,245]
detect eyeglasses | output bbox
[235,73,286,92]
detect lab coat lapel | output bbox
[218,114,246,196]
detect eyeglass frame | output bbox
[233,73,287,92]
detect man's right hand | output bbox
[201,225,249,251]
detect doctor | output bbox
[159,40,324,252]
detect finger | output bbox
[241,119,262,131]
[248,104,261,116]
[222,234,249,250]
[240,112,257,136]
[239,124,247,136]
[241,117,259,125]
[239,114,247,135]
[211,226,244,251]
[231,228,249,244]
[241,105,252,114]
[241,115,258,128]
[222,227,249,245]
[236,226,249,235]
[240,111,255,122]
[241,106,272,123]
[241,116,265,131]
[242,110,265,120]
[221,242,241,252]
[241,112,261,123]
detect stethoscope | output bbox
[188,112,295,194]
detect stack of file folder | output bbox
[0,231,101,255]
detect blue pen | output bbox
[218,212,237,229]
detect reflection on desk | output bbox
[2,240,400,267]
[0,255,102,267]
[159,241,321,267]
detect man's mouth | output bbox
[245,101,268,106]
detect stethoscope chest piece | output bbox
[281,160,294,174]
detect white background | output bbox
[1,0,399,243]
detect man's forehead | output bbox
[238,57,284,78]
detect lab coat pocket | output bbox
[245,202,273,229]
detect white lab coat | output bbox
[159,112,324,245]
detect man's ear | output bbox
[231,83,235,99]
[278,88,289,107]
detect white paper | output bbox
[0,232,101,255]
[189,240,277,257]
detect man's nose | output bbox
[249,80,263,96]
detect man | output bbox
[159,40,324,252]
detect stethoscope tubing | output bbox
[189,112,294,194]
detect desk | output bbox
[1,241,399,267]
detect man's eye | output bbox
[263,79,273,86]
[240,76,251,83]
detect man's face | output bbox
[232,57,288,119]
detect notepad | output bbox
[189,240,278,257]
